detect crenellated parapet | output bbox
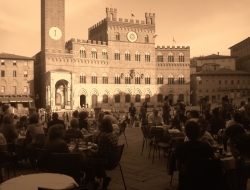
[66,38,107,46]
[155,46,190,50]
[88,19,107,31]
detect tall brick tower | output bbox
[41,0,65,52]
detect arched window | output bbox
[79,47,86,58]
[102,73,108,84]
[145,94,150,102]
[135,94,141,102]
[179,53,184,62]
[114,94,120,103]
[115,74,120,84]
[114,50,120,60]
[135,51,140,62]
[91,73,97,84]
[115,33,120,41]
[145,35,149,43]
[145,74,150,84]
[135,74,141,84]
[125,74,131,84]
[157,74,163,84]
[125,94,131,103]
[157,52,163,62]
[102,49,108,59]
[13,70,17,77]
[168,53,174,62]
[157,94,163,102]
[145,52,150,62]
[178,74,185,84]
[168,74,174,84]
[125,50,131,61]
[103,94,108,103]
[80,73,86,84]
[91,48,97,59]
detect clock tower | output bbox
[41,0,65,52]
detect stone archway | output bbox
[55,79,69,109]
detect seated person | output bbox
[148,108,164,126]
[225,124,250,190]
[148,108,164,134]
[176,121,215,171]
[186,110,200,123]
[47,112,65,130]
[184,118,216,146]
[43,124,70,153]
[90,119,118,189]
[171,114,183,132]
[103,115,120,136]
[0,115,18,143]
[78,111,89,130]
[65,118,83,139]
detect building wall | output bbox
[0,59,34,96]
[35,0,191,109]
[196,58,235,70]
[190,73,250,105]
[230,38,250,72]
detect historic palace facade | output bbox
[34,0,190,110]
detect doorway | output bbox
[80,95,86,108]
[92,94,98,108]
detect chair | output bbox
[0,151,13,181]
[167,137,185,185]
[148,128,168,163]
[119,122,128,147]
[49,153,85,185]
[140,126,152,155]
[64,134,77,144]
[35,148,55,173]
[6,143,16,177]
[178,158,225,190]
[34,134,47,148]
[87,143,127,190]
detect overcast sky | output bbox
[0,0,249,58]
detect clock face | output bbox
[49,27,62,40]
[127,31,138,42]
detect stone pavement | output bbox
[105,127,178,190]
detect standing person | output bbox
[128,103,136,127]
[0,101,4,125]
[244,98,250,117]
[0,115,18,143]
[66,112,69,123]
[140,102,147,126]
[162,96,170,125]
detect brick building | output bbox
[34,0,190,110]
[0,53,34,112]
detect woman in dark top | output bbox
[78,111,89,130]
[0,115,18,143]
[43,124,69,153]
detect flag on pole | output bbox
[173,37,176,43]
[131,13,134,17]
[153,35,158,38]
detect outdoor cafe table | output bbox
[0,173,78,190]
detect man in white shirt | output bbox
[148,108,164,127]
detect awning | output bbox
[9,97,33,102]
[0,97,9,103]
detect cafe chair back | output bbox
[64,134,77,144]
[38,185,88,190]
[87,143,127,190]
[35,148,56,173]
[34,134,47,148]
[167,137,185,185]
[49,153,85,185]
[119,122,128,147]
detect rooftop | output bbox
[229,37,250,49]
[0,53,34,60]
[193,68,250,75]
[197,54,237,60]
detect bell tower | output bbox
[41,0,65,52]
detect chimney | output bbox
[217,52,219,55]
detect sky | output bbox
[0,0,249,58]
